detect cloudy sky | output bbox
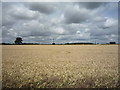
[2,2,118,44]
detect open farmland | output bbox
[2,45,119,88]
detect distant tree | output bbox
[52,43,55,45]
[15,37,23,44]
[109,42,116,44]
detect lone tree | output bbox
[15,37,23,44]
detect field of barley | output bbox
[2,45,119,88]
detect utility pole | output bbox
[52,38,55,45]
[53,38,54,43]
[95,41,96,45]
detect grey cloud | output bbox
[28,2,56,14]
[78,2,105,9]
[2,15,16,26]
[11,10,39,20]
[64,6,90,24]
[2,2,118,44]
[0,2,1,26]
[2,2,40,27]
[2,3,15,26]
[88,23,118,38]
[93,16,107,22]
[64,12,88,24]
[90,34,118,44]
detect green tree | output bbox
[15,37,23,44]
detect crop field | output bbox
[2,45,119,88]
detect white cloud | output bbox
[104,18,118,27]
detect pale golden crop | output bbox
[2,45,119,88]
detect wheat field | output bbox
[2,45,119,88]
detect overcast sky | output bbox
[2,2,118,44]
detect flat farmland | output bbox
[2,45,119,88]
